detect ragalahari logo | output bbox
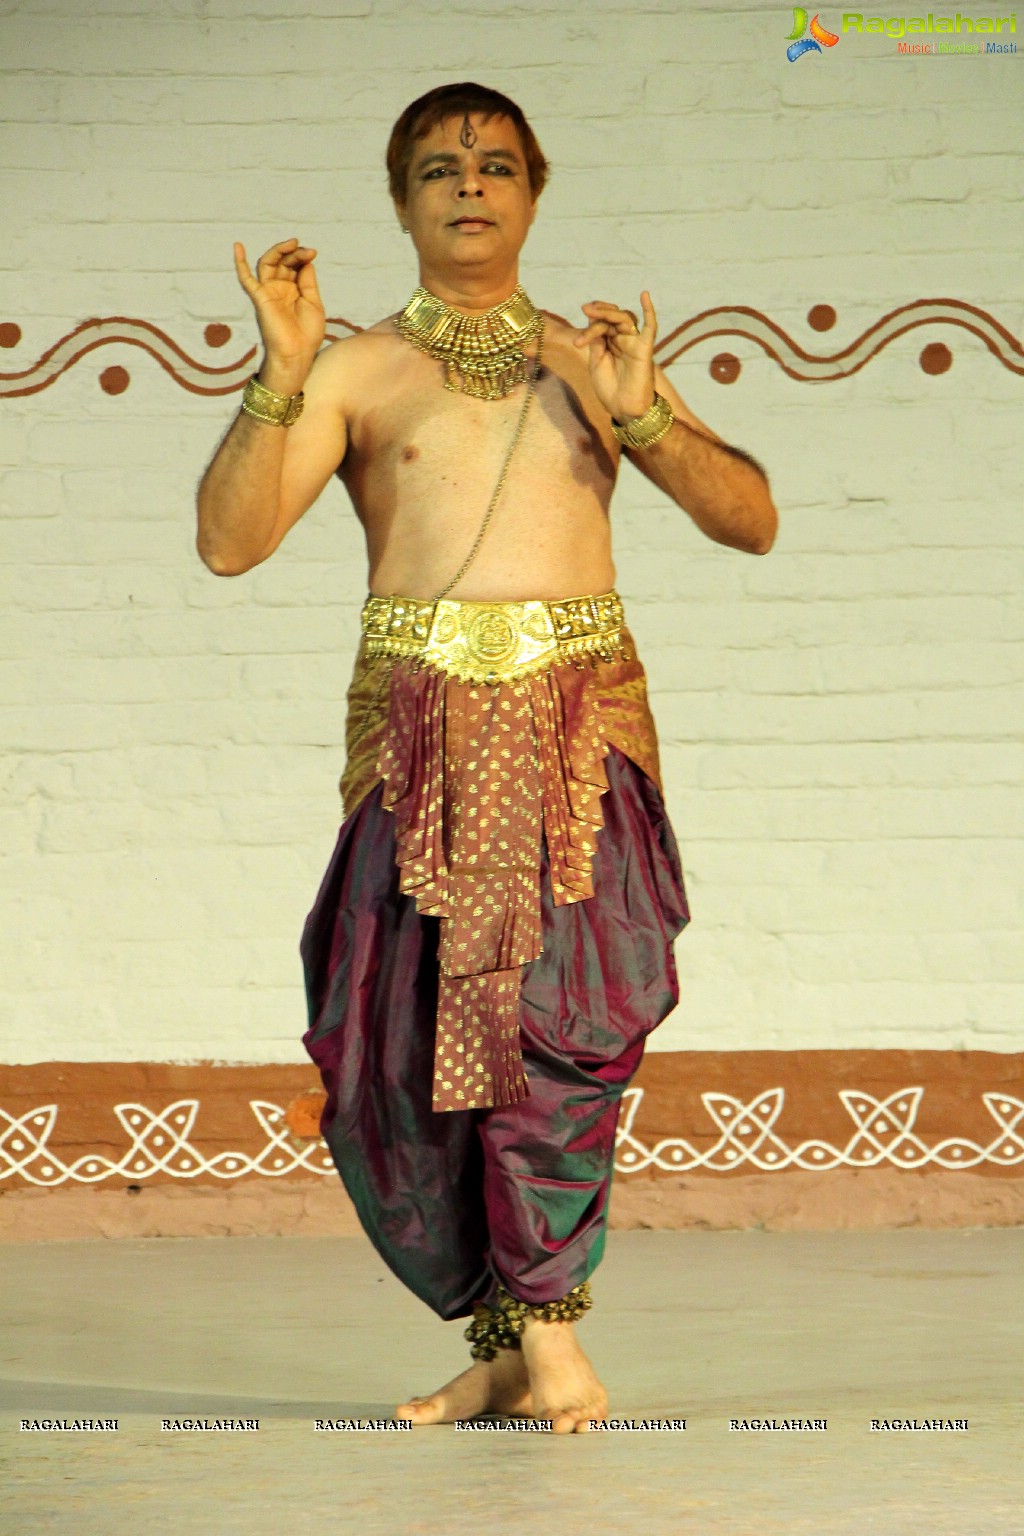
[786,9,841,58]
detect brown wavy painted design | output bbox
[0,316,357,398]
[0,300,1021,398]
[657,299,1024,380]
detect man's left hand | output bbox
[573,291,658,426]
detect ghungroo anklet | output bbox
[495,1281,593,1337]
[463,1281,593,1360]
[464,1301,520,1361]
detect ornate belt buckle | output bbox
[465,607,520,669]
[426,600,558,682]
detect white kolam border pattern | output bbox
[1,1086,1022,1187]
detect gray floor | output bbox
[1,1229,1021,1535]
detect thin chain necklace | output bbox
[395,283,544,400]
[433,318,545,600]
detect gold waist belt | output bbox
[361,589,627,684]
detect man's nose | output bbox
[456,166,484,197]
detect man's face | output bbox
[396,112,537,275]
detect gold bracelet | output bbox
[611,391,674,451]
[240,374,305,427]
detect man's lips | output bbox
[450,216,494,228]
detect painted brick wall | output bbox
[2,0,1021,1064]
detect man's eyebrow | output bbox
[414,147,523,170]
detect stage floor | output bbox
[2,1228,1020,1535]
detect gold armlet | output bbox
[240,374,305,427]
[611,391,674,450]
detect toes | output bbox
[395,1396,445,1425]
[549,1405,605,1433]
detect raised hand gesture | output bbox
[573,291,658,426]
[233,237,326,388]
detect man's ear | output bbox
[393,200,409,233]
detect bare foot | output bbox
[395,1345,533,1425]
[520,1316,608,1434]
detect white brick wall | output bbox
[2,0,1021,1063]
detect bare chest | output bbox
[342,344,618,514]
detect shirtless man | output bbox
[196,83,777,1434]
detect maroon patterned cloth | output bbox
[300,746,689,1319]
[337,637,667,1112]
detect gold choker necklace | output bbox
[395,284,544,400]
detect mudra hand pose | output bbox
[196,82,777,1434]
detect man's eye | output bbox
[422,162,512,180]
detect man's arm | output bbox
[196,238,346,577]
[574,292,778,556]
[196,346,348,575]
[622,361,778,556]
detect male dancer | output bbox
[196,83,777,1433]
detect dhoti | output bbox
[299,590,689,1319]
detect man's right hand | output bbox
[233,237,326,392]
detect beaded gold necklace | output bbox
[394,284,544,400]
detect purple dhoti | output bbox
[299,592,689,1320]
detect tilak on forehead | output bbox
[458,113,477,148]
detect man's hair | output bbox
[386,82,550,205]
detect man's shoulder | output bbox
[536,307,585,368]
[316,313,403,367]
[307,315,405,402]
[538,307,575,336]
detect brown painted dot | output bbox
[100,365,130,395]
[920,342,952,375]
[0,322,22,348]
[204,322,231,348]
[808,304,836,332]
[710,352,741,384]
